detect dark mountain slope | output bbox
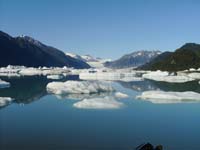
[139,43,200,71]
[0,31,90,68]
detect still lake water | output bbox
[0,76,200,150]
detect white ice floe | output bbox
[0,79,10,88]
[19,68,43,76]
[46,81,114,95]
[19,67,70,76]
[187,72,200,80]
[142,70,195,83]
[42,68,70,76]
[114,92,129,98]
[73,96,124,109]
[189,68,196,72]
[0,97,14,107]
[0,65,23,77]
[0,73,21,77]
[79,72,143,82]
[136,90,200,104]
[47,74,64,80]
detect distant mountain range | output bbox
[65,53,111,68]
[104,50,161,69]
[140,43,200,71]
[1,30,199,71]
[0,31,90,68]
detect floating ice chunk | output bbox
[136,90,200,104]
[155,75,195,83]
[0,97,14,107]
[189,68,196,71]
[0,79,10,88]
[42,68,69,76]
[0,73,21,77]
[47,74,64,80]
[79,72,142,82]
[143,70,169,77]
[19,68,43,76]
[47,81,114,95]
[187,73,200,80]
[73,96,124,109]
[142,70,194,83]
[115,92,129,98]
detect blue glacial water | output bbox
[0,76,200,150]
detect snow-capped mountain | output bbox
[18,35,43,47]
[65,53,111,68]
[104,50,161,69]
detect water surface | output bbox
[0,76,200,150]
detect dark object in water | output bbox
[155,145,163,150]
[136,143,163,150]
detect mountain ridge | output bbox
[0,31,90,68]
[104,50,161,69]
[139,43,200,71]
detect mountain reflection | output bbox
[0,75,79,108]
[55,92,113,100]
[118,80,200,93]
[0,76,48,105]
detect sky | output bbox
[0,0,200,59]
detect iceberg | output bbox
[46,81,114,95]
[42,68,70,76]
[19,68,43,76]
[19,67,70,76]
[0,97,14,107]
[47,74,64,80]
[114,92,129,98]
[187,72,200,80]
[73,96,124,109]
[136,90,200,104]
[0,65,22,77]
[142,70,195,83]
[79,72,143,82]
[189,68,196,71]
[0,79,10,88]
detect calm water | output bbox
[0,76,200,150]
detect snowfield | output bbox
[73,96,124,109]
[137,90,200,104]
[46,81,114,95]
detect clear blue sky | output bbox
[1,0,200,59]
